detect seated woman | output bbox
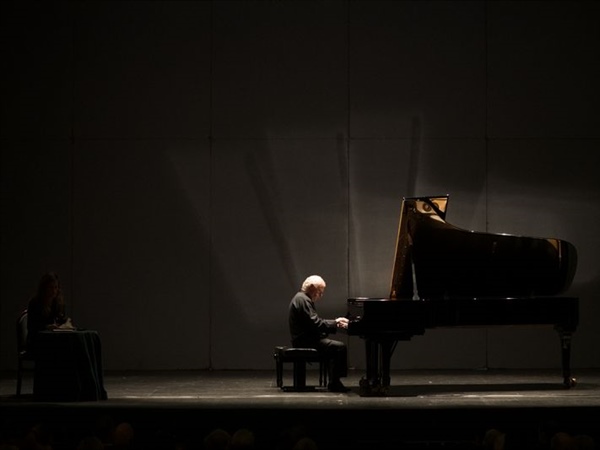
[26,271,70,354]
[26,271,106,401]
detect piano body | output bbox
[347,195,579,396]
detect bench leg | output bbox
[16,359,23,396]
[275,356,283,388]
[293,361,307,389]
[319,359,328,387]
[281,360,318,392]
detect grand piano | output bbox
[347,195,579,396]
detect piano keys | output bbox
[346,195,579,396]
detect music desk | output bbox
[33,329,108,401]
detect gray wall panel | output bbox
[1,1,599,372]
[0,2,73,139]
[487,140,600,368]
[350,1,486,139]
[487,1,600,139]
[348,139,412,299]
[212,1,348,138]
[73,1,211,139]
[72,140,211,369]
[0,140,72,366]
[210,139,348,369]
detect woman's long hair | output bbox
[36,271,62,297]
[35,271,65,317]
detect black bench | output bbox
[273,346,328,391]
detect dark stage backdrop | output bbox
[1,0,599,372]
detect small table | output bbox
[33,329,108,401]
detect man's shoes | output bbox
[328,380,350,392]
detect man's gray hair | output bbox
[301,275,326,292]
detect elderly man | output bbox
[288,275,350,392]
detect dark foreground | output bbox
[1,369,599,449]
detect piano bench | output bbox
[273,346,328,392]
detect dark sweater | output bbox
[288,291,336,347]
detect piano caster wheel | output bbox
[359,378,389,397]
[563,377,577,388]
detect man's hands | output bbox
[335,317,349,329]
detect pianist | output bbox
[288,275,350,392]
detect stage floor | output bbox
[1,368,600,449]
[3,367,600,407]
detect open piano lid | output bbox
[389,195,578,300]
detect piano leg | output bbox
[380,340,394,388]
[363,339,379,384]
[359,338,395,396]
[557,328,577,388]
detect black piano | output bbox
[347,195,579,396]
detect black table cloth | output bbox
[33,330,108,401]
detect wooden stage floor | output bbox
[1,368,600,449]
